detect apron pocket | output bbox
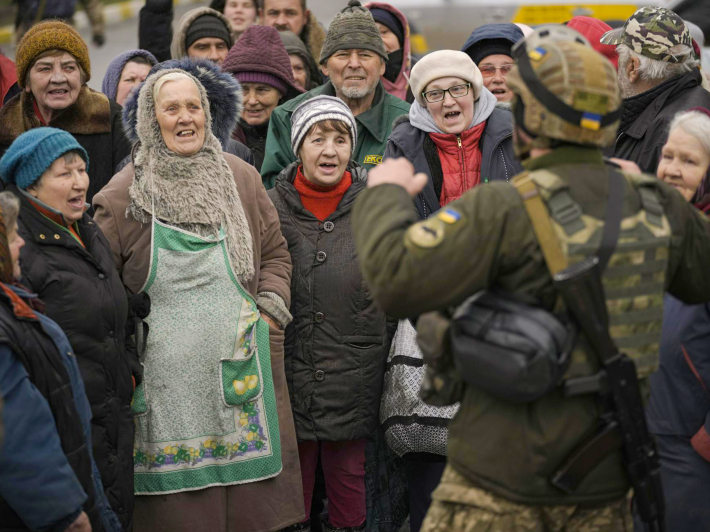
[132,382,149,417]
[221,350,263,406]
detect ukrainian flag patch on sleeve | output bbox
[438,208,461,224]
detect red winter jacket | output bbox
[429,122,486,207]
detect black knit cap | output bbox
[319,0,388,64]
[186,14,233,50]
[369,7,404,48]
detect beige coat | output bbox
[93,153,305,532]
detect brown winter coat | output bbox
[93,152,305,532]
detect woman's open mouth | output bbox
[318,163,338,175]
[67,196,84,210]
[491,88,507,96]
[48,89,69,97]
[177,130,195,138]
[444,111,461,120]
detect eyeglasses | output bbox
[479,64,514,78]
[422,83,471,104]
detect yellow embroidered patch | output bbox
[405,218,446,248]
[363,154,383,165]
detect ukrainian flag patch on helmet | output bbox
[528,47,547,61]
[581,112,602,131]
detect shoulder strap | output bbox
[513,167,626,276]
[513,173,568,276]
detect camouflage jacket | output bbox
[352,145,710,505]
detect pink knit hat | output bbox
[222,25,304,100]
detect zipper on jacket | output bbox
[486,132,513,183]
[457,135,467,190]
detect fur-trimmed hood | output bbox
[170,7,234,60]
[301,12,326,65]
[128,67,255,284]
[122,57,242,148]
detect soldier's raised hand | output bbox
[366,157,428,197]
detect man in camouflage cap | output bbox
[602,6,710,174]
[350,34,710,531]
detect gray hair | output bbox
[0,192,20,232]
[669,109,710,158]
[152,71,198,105]
[617,43,698,82]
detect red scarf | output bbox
[294,166,352,222]
[32,99,48,125]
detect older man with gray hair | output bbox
[602,6,710,174]
[260,0,410,189]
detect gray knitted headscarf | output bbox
[128,68,255,284]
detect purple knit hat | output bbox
[101,49,158,101]
[234,72,288,96]
[221,25,304,100]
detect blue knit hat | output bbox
[0,128,89,190]
[101,49,158,101]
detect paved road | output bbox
[0,0,344,91]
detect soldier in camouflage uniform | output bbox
[351,37,710,531]
[602,6,710,175]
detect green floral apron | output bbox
[132,216,282,495]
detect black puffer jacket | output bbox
[614,68,710,174]
[384,106,522,218]
[13,188,135,530]
[268,162,395,442]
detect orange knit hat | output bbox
[15,21,90,88]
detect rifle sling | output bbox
[515,167,629,492]
[550,421,623,494]
[597,169,626,273]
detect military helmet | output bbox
[506,39,621,153]
[520,24,590,51]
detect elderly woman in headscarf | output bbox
[101,50,158,106]
[93,69,304,532]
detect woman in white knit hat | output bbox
[384,49,522,217]
[378,50,523,532]
[267,95,395,532]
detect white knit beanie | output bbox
[291,95,358,157]
[410,50,483,107]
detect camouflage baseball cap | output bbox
[600,7,693,63]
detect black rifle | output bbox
[551,256,666,532]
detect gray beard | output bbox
[618,70,637,98]
[337,79,378,99]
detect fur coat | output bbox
[0,87,131,204]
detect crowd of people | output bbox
[0,1,709,532]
